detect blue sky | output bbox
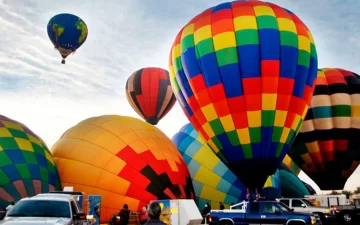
[0,0,359,193]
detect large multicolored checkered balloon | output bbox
[0,115,61,208]
[289,68,360,190]
[51,115,194,223]
[169,0,318,188]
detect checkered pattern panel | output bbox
[0,115,61,208]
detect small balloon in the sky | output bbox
[47,13,88,64]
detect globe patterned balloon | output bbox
[169,0,318,188]
[0,115,61,207]
[47,13,88,63]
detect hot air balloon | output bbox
[302,181,317,195]
[278,163,310,198]
[288,68,360,190]
[172,123,246,208]
[169,1,318,188]
[51,115,194,223]
[47,13,88,64]
[261,170,281,200]
[126,68,177,125]
[172,123,303,206]
[0,115,61,208]
[282,154,301,176]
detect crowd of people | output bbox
[110,202,166,225]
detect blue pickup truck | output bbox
[208,201,322,225]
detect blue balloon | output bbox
[47,13,88,64]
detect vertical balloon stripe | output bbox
[169,1,317,188]
[289,68,360,190]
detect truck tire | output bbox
[287,221,306,225]
[218,220,234,225]
[341,211,353,224]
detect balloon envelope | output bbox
[172,123,246,209]
[172,123,304,207]
[169,1,318,188]
[126,67,176,125]
[289,68,360,190]
[0,115,61,208]
[51,115,194,223]
[279,163,310,197]
[47,13,88,62]
[282,154,301,176]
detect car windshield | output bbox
[301,199,314,206]
[7,200,70,218]
[277,202,292,212]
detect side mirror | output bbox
[74,212,86,220]
[301,204,306,208]
[275,210,281,215]
[290,208,294,212]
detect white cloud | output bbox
[0,0,360,194]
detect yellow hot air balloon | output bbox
[51,115,194,223]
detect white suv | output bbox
[0,196,86,225]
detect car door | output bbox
[246,202,263,224]
[259,203,286,225]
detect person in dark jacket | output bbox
[144,202,166,225]
[118,204,130,225]
[201,203,211,224]
[219,202,224,210]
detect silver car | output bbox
[0,196,86,225]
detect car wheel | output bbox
[287,221,306,225]
[342,212,352,223]
[219,220,234,225]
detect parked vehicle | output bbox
[305,194,347,208]
[0,196,86,225]
[331,198,360,224]
[209,200,322,225]
[277,198,335,224]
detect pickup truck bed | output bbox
[209,201,321,225]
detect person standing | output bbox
[219,202,224,210]
[201,203,211,224]
[143,202,166,225]
[118,204,130,225]
[139,205,148,225]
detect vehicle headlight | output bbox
[325,208,330,214]
[310,216,316,225]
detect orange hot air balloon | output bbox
[51,115,194,223]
